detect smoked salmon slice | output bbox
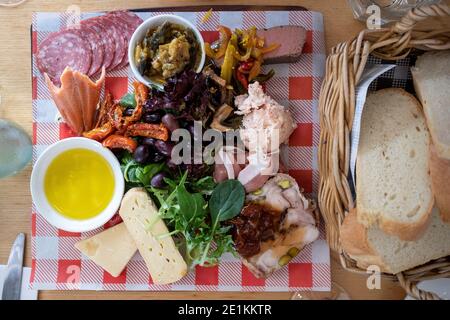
[44,67,105,135]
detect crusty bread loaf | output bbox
[412,50,450,160]
[341,208,450,274]
[356,88,433,241]
[430,144,450,223]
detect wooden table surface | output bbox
[0,0,406,300]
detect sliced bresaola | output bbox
[81,17,115,71]
[36,29,92,83]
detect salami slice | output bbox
[107,11,143,70]
[109,10,143,29]
[36,29,92,82]
[81,18,115,71]
[98,15,127,70]
[76,24,105,76]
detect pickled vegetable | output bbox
[134,22,201,83]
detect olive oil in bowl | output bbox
[44,148,115,220]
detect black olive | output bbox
[161,114,179,132]
[143,113,161,124]
[141,137,156,146]
[154,140,174,157]
[124,108,134,117]
[133,145,150,164]
[151,172,168,188]
[150,152,166,163]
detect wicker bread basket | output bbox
[318,4,450,300]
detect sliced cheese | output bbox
[74,223,137,277]
[119,188,187,284]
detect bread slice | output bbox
[356,88,433,241]
[341,208,450,274]
[412,50,450,160]
[430,144,450,223]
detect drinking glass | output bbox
[348,0,441,25]
[0,0,28,7]
[0,89,32,178]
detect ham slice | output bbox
[45,67,105,135]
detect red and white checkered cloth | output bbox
[30,9,330,292]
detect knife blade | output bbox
[1,233,25,300]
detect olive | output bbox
[150,152,166,163]
[151,172,168,188]
[161,114,179,132]
[143,113,161,124]
[154,140,173,157]
[133,145,150,164]
[141,137,156,146]
[123,108,134,117]
[166,159,178,171]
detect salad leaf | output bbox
[197,179,244,264]
[177,183,207,221]
[190,176,217,196]
[119,93,136,109]
[148,171,236,268]
[120,152,165,187]
[209,179,245,223]
[135,163,165,186]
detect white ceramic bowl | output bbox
[30,138,124,233]
[128,14,206,89]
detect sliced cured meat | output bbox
[36,29,92,82]
[256,26,306,64]
[107,11,143,70]
[109,10,143,29]
[37,10,142,81]
[81,18,115,70]
[98,15,127,70]
[72,24,105,76]
[44,67,105,135]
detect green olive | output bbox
[278,255,292,267]
[288,247,300,258]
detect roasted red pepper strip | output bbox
[123,81,147,125]
[125,123,169,141]
[95,92,115,128]
[102,134,138,153]
[82,122,114,141]
[235,69,248,90]
[237,60,254,74]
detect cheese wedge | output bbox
[119,188,187,284]
[75,223,137,277]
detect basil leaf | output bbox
[119,93,136,109]
[209,180,245,223]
